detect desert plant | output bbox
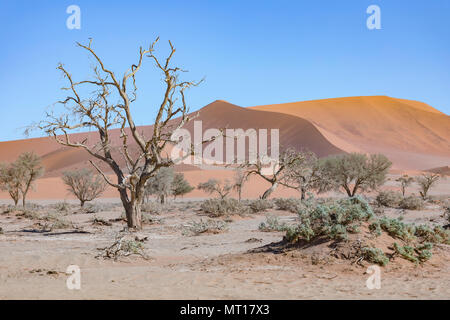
[416,173,440,200]
[249,199,273,213]
[396,174,414,196]
[182,219,227,236]
[172,173,194,199]
[62,169,107,207]
[371,217,416,242]
[34,38,208,229]
[232,168,248,202]
[258,215,288,232]
[200,198,250,217]
[14,152,44,207]
[280,150,320,200]
[361,246,389,266]
[0,163,22,206]
[141,202,165,215]
[144,167,175,204]
[398,195,424,210]
[284,196,374,243]
[274,198,305,213]
[317,153,392,197]
[241,148,305,199]
[197,179,232,199]
[375,191,402,208]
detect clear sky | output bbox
[1,0,449,141]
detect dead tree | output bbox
[36,38,203,229]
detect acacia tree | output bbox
[36,38,203,229]
[172,173,194,199]
[0,163,22,206]
[396,174,414,196]
[319,153,392,197]
[197,179,232,199]
[15,152,44,207]
[416,173,440,200]
[62,169,107,207]
[280,150,320,200]
[144,167,175,204]
[242,148,301,199]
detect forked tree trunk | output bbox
[261,182,278,199]
[300,187,306,200]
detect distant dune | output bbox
[0,96,449,199]
[251,96,450,170]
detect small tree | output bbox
[144,167,175,204]
[396,174,414,196]
[416,173,440,200]
[0,163,22,206]
[232,168,248,202]
[62,169,107,207]
[14,152,44,207]
[281,150,319,200]
[319,153,392,197]
[197,179,232,199]
[242,148,301,199]
[172,173,194,199]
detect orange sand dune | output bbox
[251,96,450,170]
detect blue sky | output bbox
[0,0,449,141]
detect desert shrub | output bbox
[274,198,304,213]
[51,201,72,213]
[172,173,194,199]
[362,247,389,266]
[17,209,41,220]
[141,202,165,215]
[258,215,288,232]
[182,219,227,236]
[249,199,273,213]
[393,243,419,263]
[371,217,416,242]
[200,198,250,217]
[284,196,374,243]
[145,167,175,204]
[415,225,450,244]
[398,195,424,210]
[81,203,101,214]
[375,191,402,208]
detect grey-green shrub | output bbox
[250,199,273,213]
[200,198,250,217]
[398,195,424,210]
[376,191,402,208]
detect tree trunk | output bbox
[238,188,242,202]
[119,188,143,230]
[300,187,306,200]
[261,182,278,199]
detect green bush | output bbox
[362,246,389,266]
[415,225,450,244]
[398,195,424,210]
[200,198,250,217]
[371,217,416,242]
[274,198,305,213]
[249,199,273,213]
[258,215,288,232]
[375,191,402,207]
[284,196,374,243]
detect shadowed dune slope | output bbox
[0,100,343,177]
[250,96,450,170]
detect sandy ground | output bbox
[0,194,449,300]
